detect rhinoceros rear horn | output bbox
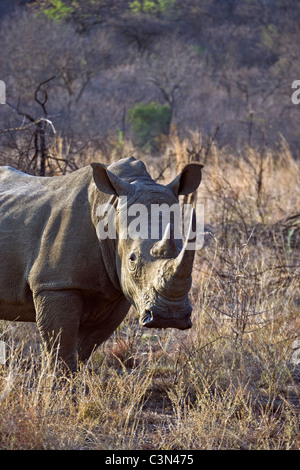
[91,162,133,197]
[151,223,179,259]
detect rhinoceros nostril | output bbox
[142,309,153,326]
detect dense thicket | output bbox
[0,0,299,172]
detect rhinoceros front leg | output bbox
[77,297,131,364]
[33,290,83,373]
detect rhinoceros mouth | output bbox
[140,308,192,330]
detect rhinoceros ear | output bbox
[167,163,203,196]
[91,163,133,196]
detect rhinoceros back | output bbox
[0,166,104,313]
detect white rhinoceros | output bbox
[0,157,202,372]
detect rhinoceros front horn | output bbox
[158,209,196,299]
[172,208,196,278]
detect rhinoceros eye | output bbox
[129,253,136,262]
[129,252,137,271]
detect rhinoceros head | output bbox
[91,157,202,330]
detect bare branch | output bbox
[0,117,56,135]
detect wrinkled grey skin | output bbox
[0,157,202,372]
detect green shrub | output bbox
[128,101,172,150]
[43,0,74,21]
[129,0,176,16]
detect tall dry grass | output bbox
[0,132,299,449]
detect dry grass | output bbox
[0,133,299,450]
